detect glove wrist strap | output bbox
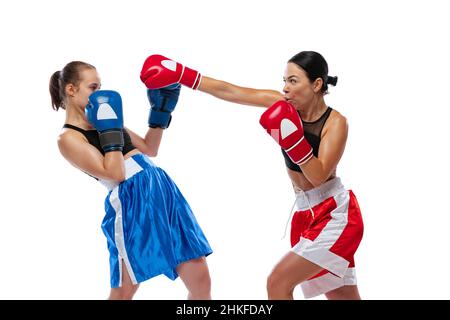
[99,129,124,152]
[148,110,172,129]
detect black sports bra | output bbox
[63,124,137,156]
[281,107,332,173]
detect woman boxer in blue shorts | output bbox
[49,61,212,300]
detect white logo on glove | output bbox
[97,103,118,120]
[161,60,177,71]
[280,119,298,139]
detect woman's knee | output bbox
[178,258,211,295]
[267,269,291,294]
[109,285,139,300]
[192,269,211,294]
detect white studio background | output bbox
[0,0,449,299]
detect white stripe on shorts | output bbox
[301,267,357,299]
[108,178,140,286]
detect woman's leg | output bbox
[108,261,140,300]
[267,251,323,300]
[176,257,211,300]
[325,285,361,300]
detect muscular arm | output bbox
[300,113,349,187]
[198,76,283,108]
[125,127,163,157]
[57,131,125,182]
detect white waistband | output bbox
[98,157,144,191]
[294,177,346,211]
[282,177,346,239]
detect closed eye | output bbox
[90,84,101,91]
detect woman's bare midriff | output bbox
[287,168,336,192]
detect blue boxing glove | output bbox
[86,90,124,153]
[147,83,181,128]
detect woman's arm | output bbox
[125,127,163,157]
[198,76,283,108]
[300,112,349,187]
[57,131,125,182]
[141,55,282,108]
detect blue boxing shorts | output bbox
[100,153,212,288]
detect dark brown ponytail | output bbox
[49,71,63,110]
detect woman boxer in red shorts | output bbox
[140,51,364,300]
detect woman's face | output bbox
[70,68,101,109]
[283,62,318,109]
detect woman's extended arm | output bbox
[141,54,283,108]
[198,76,283,108]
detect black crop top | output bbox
[63,124,137,156]
[281,107,332,173]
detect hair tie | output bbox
[326,76,338,86]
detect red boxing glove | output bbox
[140,54,202,90]
[260,100,313,165]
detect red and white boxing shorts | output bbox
[290,177,364,298]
